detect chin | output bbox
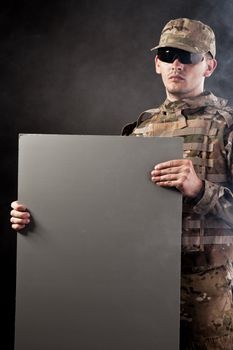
[167,88,187,95]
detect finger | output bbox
[151,173,178,183]
[10,209,30,219]
[11,201,28,211]
[154,159,185,170]
[154,179,184,190]
[155,180,176,187]
[11,223,26,231]
[151,166,181,177]
[10,216,30,225]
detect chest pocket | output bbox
[135,113,227,183]
[180,118,227,183]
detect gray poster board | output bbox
[15,134,182,350]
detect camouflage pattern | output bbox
[122,91,233,254]
[181,263,233,349]
[151,18,216,58]
[122,91,233,348]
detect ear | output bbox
[155,55,161,74]
[204,58,217,78]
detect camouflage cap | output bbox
[151,18,216,58]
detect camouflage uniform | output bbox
[122,91,233,349]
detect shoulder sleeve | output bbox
[121,121,137,136]
[121,108,160,136]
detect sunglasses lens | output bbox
[157,48,204,64]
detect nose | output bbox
[171,58,183,70]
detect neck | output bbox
[165,83,205,102]
[166,90,204,102]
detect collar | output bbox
[162,91,228,113]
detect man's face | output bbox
[155,49,217,101]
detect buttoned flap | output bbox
[147,114,187,136]
[173,119,217,137]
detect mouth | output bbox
[169,75,185,81]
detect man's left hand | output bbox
[151,159,203,198]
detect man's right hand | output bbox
[10,201,30,231]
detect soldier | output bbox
[11,18,233,349]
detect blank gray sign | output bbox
[15,134,182,350]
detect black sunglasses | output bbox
[157,47,205,65]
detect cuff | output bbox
[192,180,220,215]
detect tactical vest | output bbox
[122,92,233,265]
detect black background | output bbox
[1,1,233,348]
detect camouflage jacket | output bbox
[122,91,233,266]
